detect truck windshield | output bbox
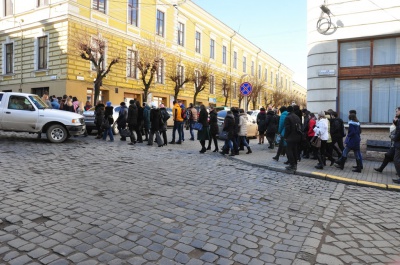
[29,95,48,109]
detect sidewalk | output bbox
[229,141,400,192]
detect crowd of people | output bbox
[72,95,400,184]
[41,94,93,114]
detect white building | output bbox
[307,0,400,124]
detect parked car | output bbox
[83,105,121,135]
[166,107,174,127]
[216,110,258,139]
[0,92,85,143]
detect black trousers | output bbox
[286,141,298,166]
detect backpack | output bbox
[101,117,110,129]
[186,109,192,120]
[161,110,170,123]
[295,123,304,136]
[181,108,187,120]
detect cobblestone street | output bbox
[0,132,400,265]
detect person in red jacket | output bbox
[308,113,317,159]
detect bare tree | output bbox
[220,76,231,107]
[167,54,192,100]
[136,39,163,103]
[189,62,211,105]
[247,77,266,110]
[76,32,119,104]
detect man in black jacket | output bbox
[392,107,400,184]
[284,106,302,171]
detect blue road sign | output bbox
[240,82,253,96]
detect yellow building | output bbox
[0,0,306,109]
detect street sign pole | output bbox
[240,82,253,112]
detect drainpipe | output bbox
[19,19,24,92]
[229,31,237,107]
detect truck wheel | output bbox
[112,123,119,135]
[46,124,68,143]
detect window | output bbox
[177,65,184,84]
[222,46,227,64]
[340,41,370,67]
[5,0,13,16]
[251,61,254,76]
[5,43,13,74]
[195,31,201,53]
[128,0,138,26]
[339,80,370,122]
[38,36,48,70]
[373,37,400,65]
[265,68,268,82]
[8,96,33,110]
[156,10,165,37]
[270,72,273,84]
[210,39,215,59]
[258,65,261,79]
[157,59,164,84]
[243,56,246,73]
[222,79,227,96]
[127,49,137,78]
[233,82,237,99]
[233,51,237,69]
[371,78,400,123]
[209,75,215,94]
[177,22,185,46]
[37,0,48,7]
[93,0,106,13]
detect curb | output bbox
[229,156,400,192]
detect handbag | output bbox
[101,118,110,129]
[193,122,203,131]
[274,134,281,145]
[120,128,131,137]
[310,135,321,148]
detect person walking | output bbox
[102,101,114,142]
[265,107,278,149]
[197,104,210,153]
[314,111,335,169]
[334,113,363,173]
[159,104,170,146]
[374,117,397,173]
[94,101,105,139]
[220,110,236,156]
[170,100,183,144]
[256,107,267,144]
[127,99,139,145]
[272,106,288,161]
[117,102,128,141]
[391,108,400,183]
[148,103,163,147]
[238,109,252,154]
[207,107,219,152]
[283,106,302,170]
[143,103,151,141]
[188,103,198,141]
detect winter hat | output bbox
[287,106,294,113]
[159,104,165,108]
[129,99,135,104]
[151,102,157,108]
[106,101,112,107]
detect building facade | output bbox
[307,0,400,124]
[0,0,306,109]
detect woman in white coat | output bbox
[313,111,335,169]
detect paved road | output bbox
[0,131,400,265]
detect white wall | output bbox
[307,0,400,114]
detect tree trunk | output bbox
[94,80,101,105]
[193,92,199,107]
[174,86,179,102]
[224,95,228,107]
[143,84,150,103]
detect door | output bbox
[1,95,39,131]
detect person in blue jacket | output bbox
[272,106,288,161]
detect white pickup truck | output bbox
[0,92,85,143]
